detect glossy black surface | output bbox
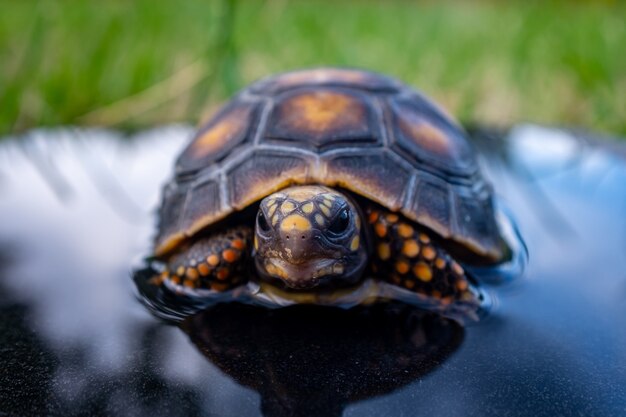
[1,125,625,416]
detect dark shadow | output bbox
[182,303,464,417]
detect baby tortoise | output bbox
[149,68,511,314]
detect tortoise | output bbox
[149,67,512,315]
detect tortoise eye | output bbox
[257,211,271,232]
[328,208,350,235]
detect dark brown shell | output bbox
[155,68,505,262]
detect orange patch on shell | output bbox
[189,105,251,160]
[283,91,363,133]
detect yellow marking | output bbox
[315,213,325,226]
[350,236,360,251]
[266,198,276,207]
[414,262,432,282]
[435,258,446,269]
[280,214,312,232]
[254,235,259,250]
[422,246,436,261]
[268,204,277,217]
[419,233,431,244]
[319,204,331,217]
[322,199,333,208]
[207,255,220,266]
[265,262,288,279]
[272,215,280,226]
[396,261,409,274]
[198,263,210,276]
[280,201,296,215]
[176,266,185,276]
[402,240,420,258]
[377,243,391,261]
[301,202,314,214]
[398,224,414,238]
[186,268,199,280]
[332,263,345,274]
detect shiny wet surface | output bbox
[1,125,625,416]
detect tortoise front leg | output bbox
[155,226,253,292]
[367,208,480,306]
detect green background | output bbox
[1,0,624,136]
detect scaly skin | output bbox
[153,226,253,291]
[366,208,481,306]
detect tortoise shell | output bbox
[155,68,504,262]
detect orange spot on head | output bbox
[404,279,416,289]
[183,280,196,288]
[176,266,185,276]
[418,233,431,244]
[170,275,181,285]
[280,214,312,232]
[368,211,379,224]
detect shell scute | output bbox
[176,101,259,175]
[263,88,380,151]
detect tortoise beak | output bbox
[259,258,345,289]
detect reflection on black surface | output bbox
[183,303,463,417]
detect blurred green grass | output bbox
[1,0,624,135]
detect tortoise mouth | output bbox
[259,257,346,289]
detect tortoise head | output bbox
[254,185,368,290]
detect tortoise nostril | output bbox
[301,235,306,239]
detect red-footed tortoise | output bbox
[148,68,512,315]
